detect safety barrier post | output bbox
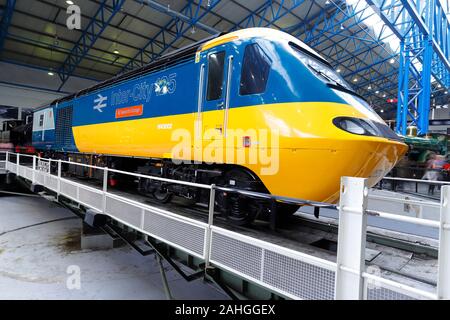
[335,177,368,300]
[57,160,62,198]
[438,185,450,299]
[32,155,36,184]
[16,153,19,175]
[103,168,108,214]
[5,151,8,171]
[204,184,216,267]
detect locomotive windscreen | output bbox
[289,42,352,91]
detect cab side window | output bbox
[207,51,226,101]
[240,44,271,95]
[39,114,44,127]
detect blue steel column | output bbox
[396,41,406,134]
[398,41,411,135]
[369,0,450,135]
[418,38,433,135]
[402,50,410,136]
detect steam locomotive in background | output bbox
[0,119,33,153]
[7,28,408,224]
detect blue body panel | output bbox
[32,129,56,150]
[73,61,197,127]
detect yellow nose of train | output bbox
[241,102,408,204]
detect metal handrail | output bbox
[4,151,336,208]
[214,185,338,209]
[368,194,440,208]
[382,176,450,185]
[366,209,442,228]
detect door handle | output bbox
[217,102,224,109]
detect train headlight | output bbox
[333,117,379,136]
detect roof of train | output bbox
[201,28,325,60]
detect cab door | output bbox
[198,45,234,142]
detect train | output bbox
[17,28,407,224]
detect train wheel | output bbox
[225,194,263,225]
[153,188,173,203]
[219,168,264,226]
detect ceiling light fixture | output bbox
[66,0,74,5]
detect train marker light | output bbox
[243,136,251,148]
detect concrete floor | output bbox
[0,194,228,300]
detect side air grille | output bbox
[55,106,74,148]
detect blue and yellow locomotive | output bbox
[31,28,407,223]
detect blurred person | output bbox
[422,153,445,195]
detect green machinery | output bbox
[394,134,449,179]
